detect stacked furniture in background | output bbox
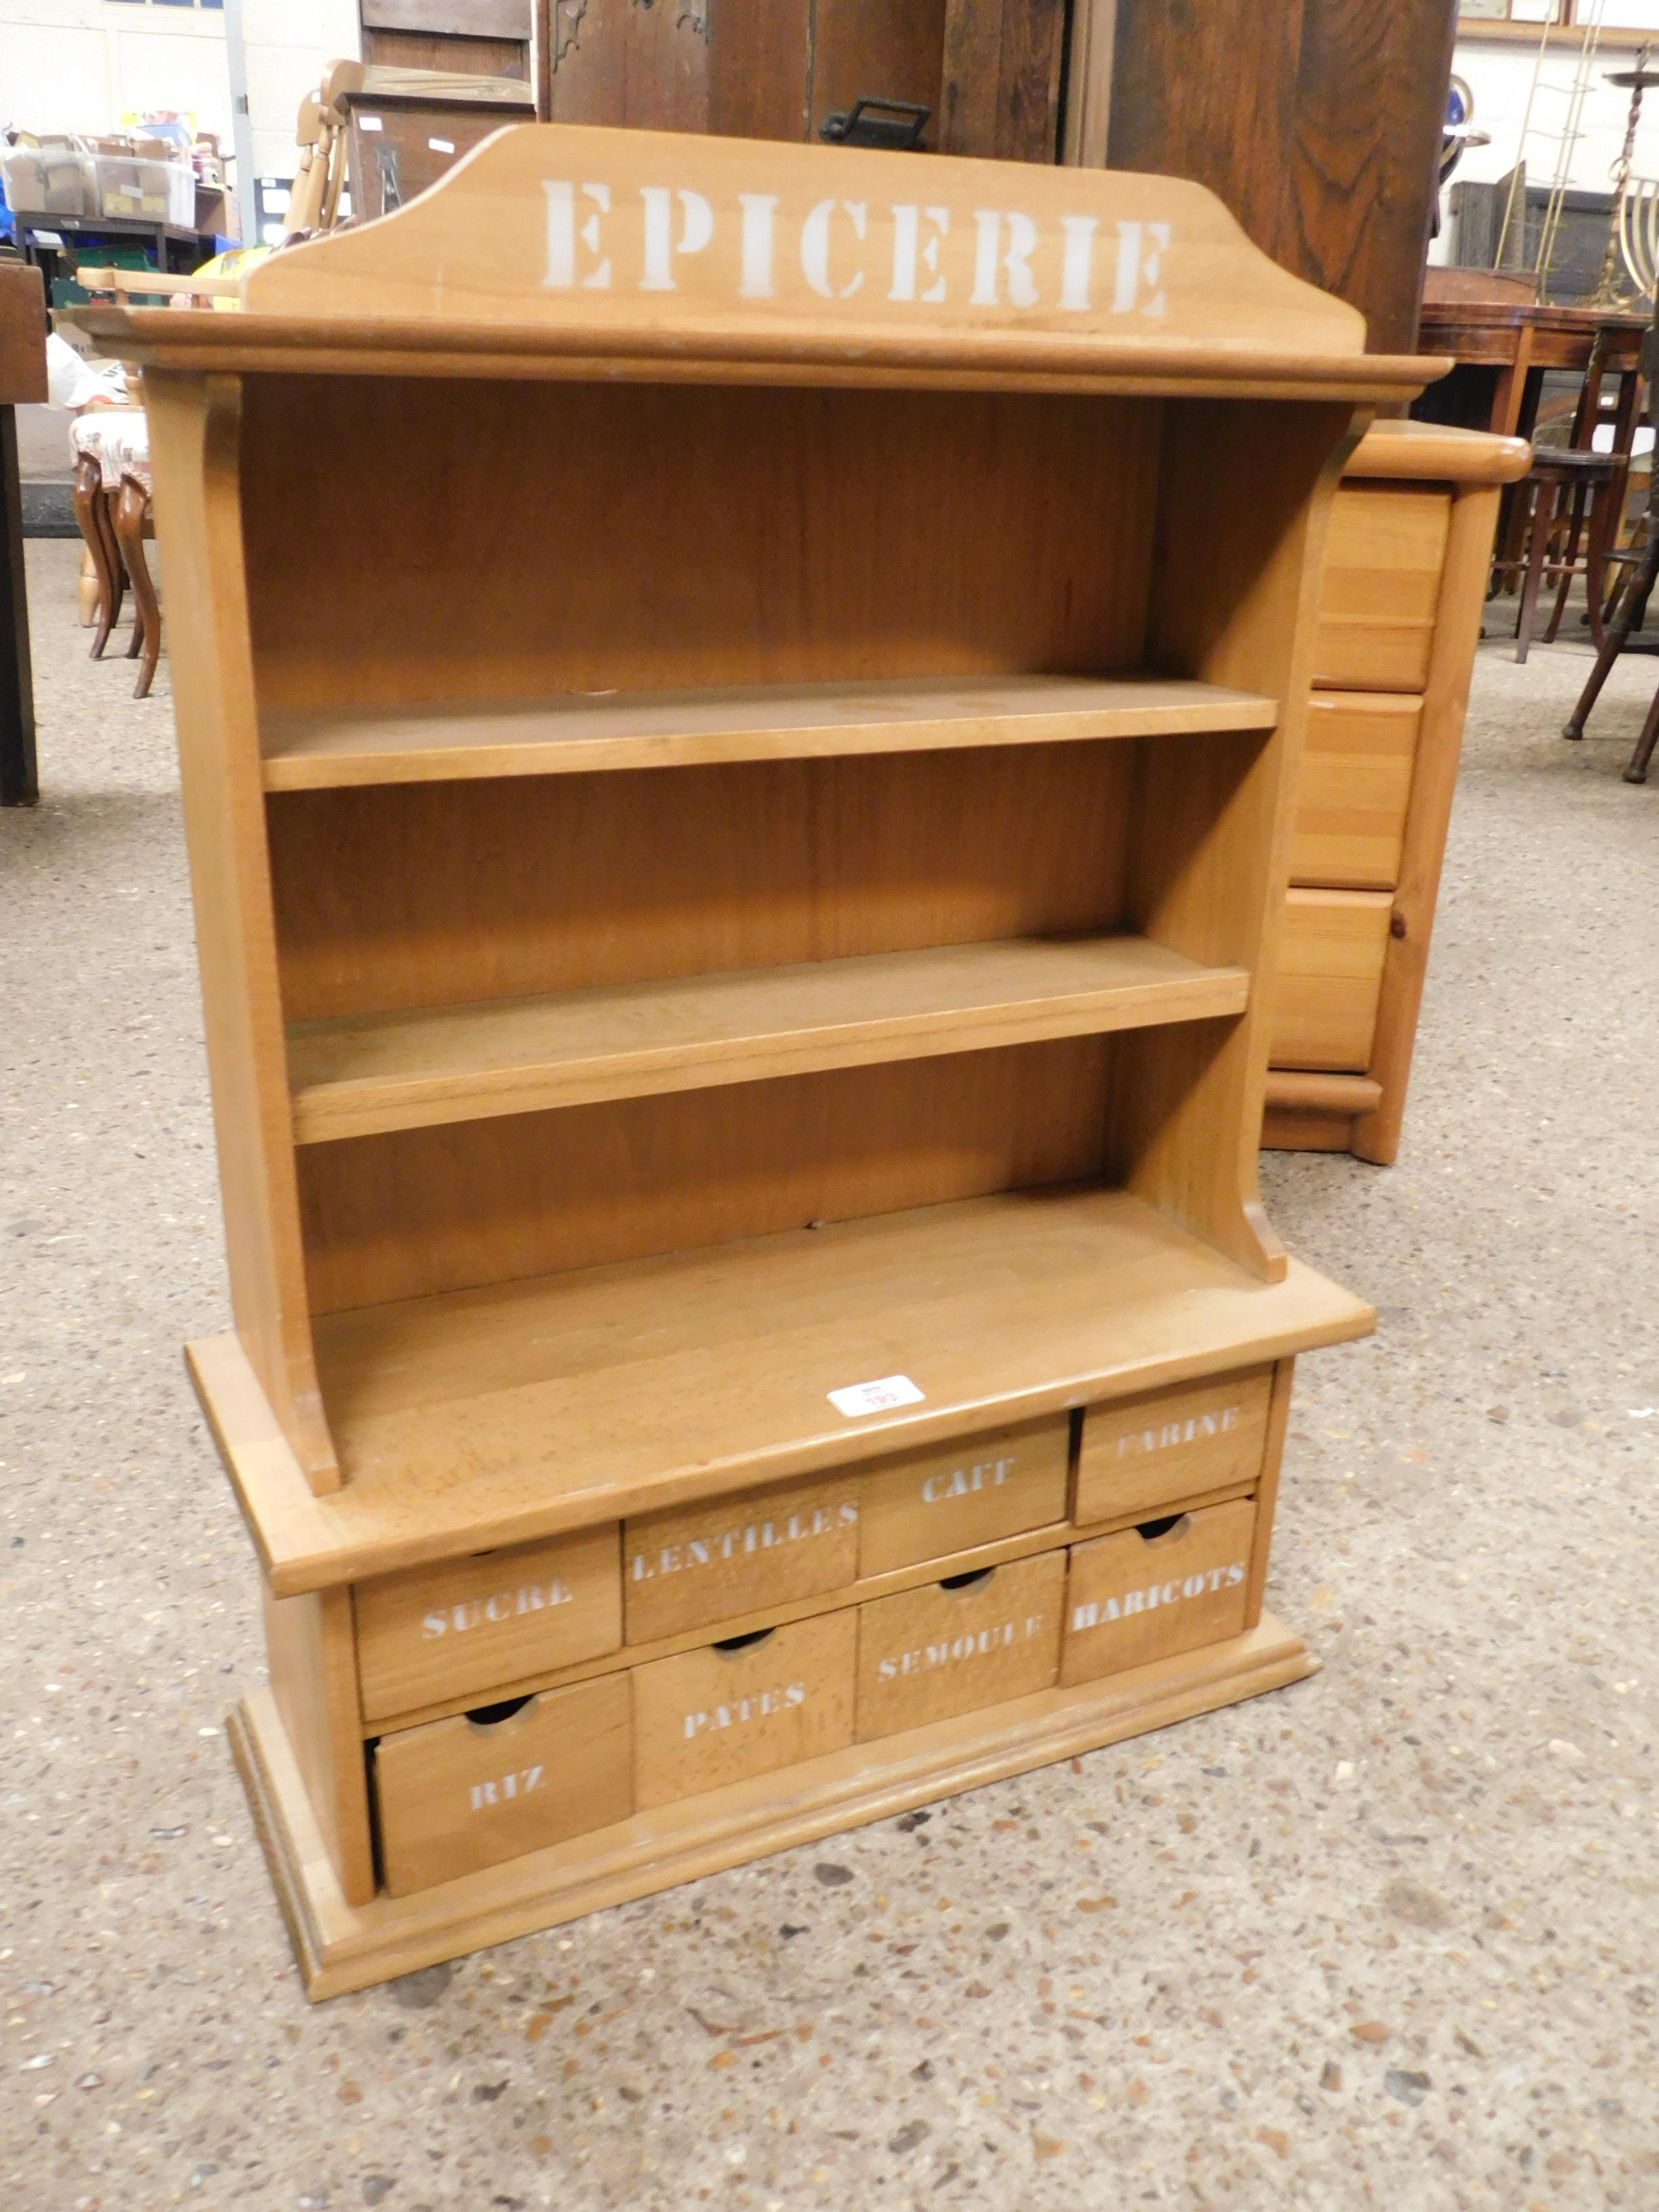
[74,127,1432,1996]
[1264,420,1530,1164]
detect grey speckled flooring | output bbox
[3,540,1657,2212]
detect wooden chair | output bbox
[112,462,159,698]
[1563,461,1659,780]
[1511,446,1622,662]
[68,408,146,657]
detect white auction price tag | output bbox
[827,1374,924,1418]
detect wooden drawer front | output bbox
[1314,483,1449,691]
[858,1414,1071,1576]
[855,1550,1065,1743]
[1270,888,1391,1071]
[632,1611,857,1810]
[355,1523,622,1724]
[624,1470,860,1643]
[1061,1500,1255,1687]
[375,1673,632,1898]
[1076,1367,1271,1525]
[1292,691,1419,890]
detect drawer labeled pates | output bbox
[1076,1368,1271,1525]
[857,1414,1069,1575]
[355,1522,622,1722]
[1061,1500,1256,1686]
[855,1550,1064,1742]
[375,1673,632,1898]
[632,1611,857,1809]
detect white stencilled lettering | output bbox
[542,179,613,290]
[1112,219,1169,316]
[419,1578,574,1639]
[631,1497,854,1581]
[1057,213,1098,310]
[1115,1401,1243,1460]
[970,208,1040,308]
[737,191,779,297]
[1071,1558,1249,1634]
[640,184,714,291]
[682,1679,807,1739]
[802,197,868,299]
[877,1609,1044,1681]
[888,202,949,302]
[470,1763,544,1812]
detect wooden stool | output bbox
[1512,447,1621,663]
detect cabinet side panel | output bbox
[261,1574,375,1906]
[239,380,1160,712]
[144,372,339,1491]
[1351,480,1500,1165]
[298,1036,1115,1312]
[1111,398,1362,1279]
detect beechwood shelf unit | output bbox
[76,123,1433,1995]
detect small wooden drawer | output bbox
[1313,481,1449,692]
[632,1611,857,1810]
[375,1673,632,1898]
[855,1550,1064,1743]
[1076,1367,1271,1525]
[857,1414,1070,1576]
[1061,1499,1255,1686]
[1291,691,1420,892]
[355,1523,622,1724]
[1269,886,1391,1071]
[623,1471,860,1643]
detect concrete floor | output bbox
[3,537,1658,2211]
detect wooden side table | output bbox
[0,260,47,806]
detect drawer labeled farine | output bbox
[1076,1367,1271,1525]
[375,1672,632,1898]
[857,1414,1070,1576]
[623,1471,861,1643]
[855,1550,1064,1743]
[632,1611,857,1809]
[1061,1499,1255,1687]
[355,1522,623,1723]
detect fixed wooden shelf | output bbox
[258,672,1279,790]
[286,933,1251,1143]
[192,1183,1373,1595]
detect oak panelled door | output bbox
[533,0,1070,162]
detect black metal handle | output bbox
[819,96,930,152]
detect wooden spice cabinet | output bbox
[75,125,1433,1996]
[1265,420,1530,1162]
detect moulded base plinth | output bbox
[229,1614,1317,2001]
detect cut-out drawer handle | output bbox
[939,1566,996,1593]
[464,1692,534,1730]
[713,1627,776,1656]
[1134,1513,1193,1544]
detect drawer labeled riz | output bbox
[1076,1367,1271,1524]
[857,1414,1070,1576]
[632,1611,857,1809]
[375,1672,632,1898]
[623,1471,861,1643]
[855,1550,1064,1743]
[1061,1500,1255,1686]
[355,1521,623,1723]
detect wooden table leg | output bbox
[1514,474,1556,663]
[0,405,35,808]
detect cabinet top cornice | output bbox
[70,123,1439,400]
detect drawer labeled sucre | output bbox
[857,1414,1070,1576]
[375,1673,632,1898]
[1061,1499,1255,1687]
[855,1549,1064,1743]
[1076,1368,1270,1525]
[632,1611,857,1809]
[355,1523,623,1723]
[624,1473,860,1644]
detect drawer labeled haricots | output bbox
[631,1611,857,1809]
[857,1414,1070,1576]
[1076,1368,1270,1525]
[623,1472,860,1643]
[375,1673,632,1898]
[354,1523,623,1723]
[855,1550,1064,1742]
[1061,1499,1255,1686]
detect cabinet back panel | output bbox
[298,1036,1113,1313]
[240,378,1161,710]
[268,743,1134,1021]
